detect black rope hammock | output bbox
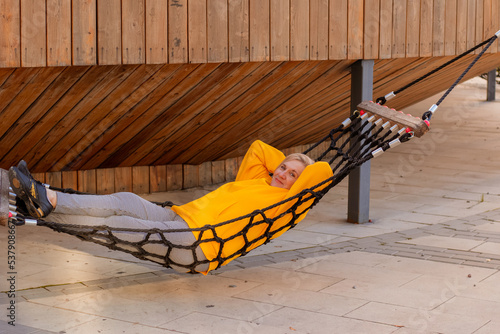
[11,31,500,274]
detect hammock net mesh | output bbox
[33,108,415,273]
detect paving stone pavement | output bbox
[1,78,500,334]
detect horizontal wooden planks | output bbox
[1,0,499,67]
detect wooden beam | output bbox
[357,101,430,138]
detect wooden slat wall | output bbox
[250,0,270,61]
[1,0,499,68]
[1,0,500,195]
[2,52,500,192]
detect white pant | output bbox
[50,192,208,273]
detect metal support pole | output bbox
[347,60,374,224]
[487,69,496,101]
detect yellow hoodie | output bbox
[172,140,333,273]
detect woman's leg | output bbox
[52,192,174,222]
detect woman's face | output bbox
[270,160,306,189]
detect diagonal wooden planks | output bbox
[0,53,499,173]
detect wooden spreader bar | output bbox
[357,101,429,138]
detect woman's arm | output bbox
[235,140,286,182]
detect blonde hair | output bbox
[282,153,315,167]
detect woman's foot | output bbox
[14,161,35,216]
[9,166,54,218]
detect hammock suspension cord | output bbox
[376,30,500,116]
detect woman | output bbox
[9,140,333,274]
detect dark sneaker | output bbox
[15,161,34,216]
[15,196,30,216]
[17,160,35,181]
[9,166,53,218]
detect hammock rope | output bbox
[376,30,500,108]
[423,33,500,121]
[10,31,500,274]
